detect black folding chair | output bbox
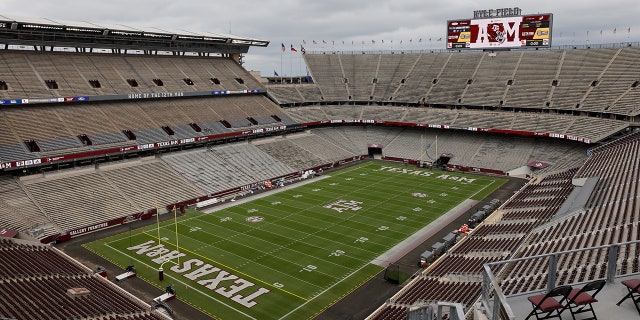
[616,278,640,315]
[565,279,605,320]
[525,285,572,320]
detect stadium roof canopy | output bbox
[0,15,269,55]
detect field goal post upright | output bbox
[158,203,182,281]
[173,204,180,266]
[156,199,163,280]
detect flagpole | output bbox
[280,43,283,84]
[155,200,163,281]
[298,47,302,80]
[155,200,160,246]
[155,199,163,264]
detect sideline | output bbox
[372,198,477,267]
[200,175,331,215]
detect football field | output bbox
[85,161,505,320]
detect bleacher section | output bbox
[0,238,169,320]
[208,142,295,181]
[4,159,201,236]
[392,278,482,307]
[0,93,293,164]
[254,135,327,170]
[506,50,562,108]
[323,105,363,120]
[303,54,349,101]
[0,51,261,99]
[0,50,295,166]
[550,48,617,110]
[163,142,296,196]
[268,85,306,104]
[311,126,369,155]
[462,51,521,106]
[163,148,254,194]
[282,105,628,143]
[428,53,484,105]
[0,175,56,238]
[22,165,139,233]
[498,131,640,295]
[311,126,589,173]
[98,160,202,210]
[394,53,452,103]
[301,47,640,117]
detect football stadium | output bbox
[0,8,639,320]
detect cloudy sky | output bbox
[2,0,639,77]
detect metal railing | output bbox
[481,239,640,320]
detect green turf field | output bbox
[84,161,505,320]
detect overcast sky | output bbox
[2,0,639,77]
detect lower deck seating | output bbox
[0,239,169,320]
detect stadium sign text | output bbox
[473,7,522,18]
[127,92,185,99]
[127,240,270,308]
[69,222,109,236]
[241,125,287,135]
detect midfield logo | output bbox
[323,200,363,213]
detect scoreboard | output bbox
[447,13,552,49]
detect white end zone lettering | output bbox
[436,174,476,184]
[126,241,270,308]
[379,166,477,183]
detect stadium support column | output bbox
[231,53,242,65]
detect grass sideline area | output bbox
[84,162,506,320]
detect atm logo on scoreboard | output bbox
[469,17,521,48]
[447,13,552,49]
